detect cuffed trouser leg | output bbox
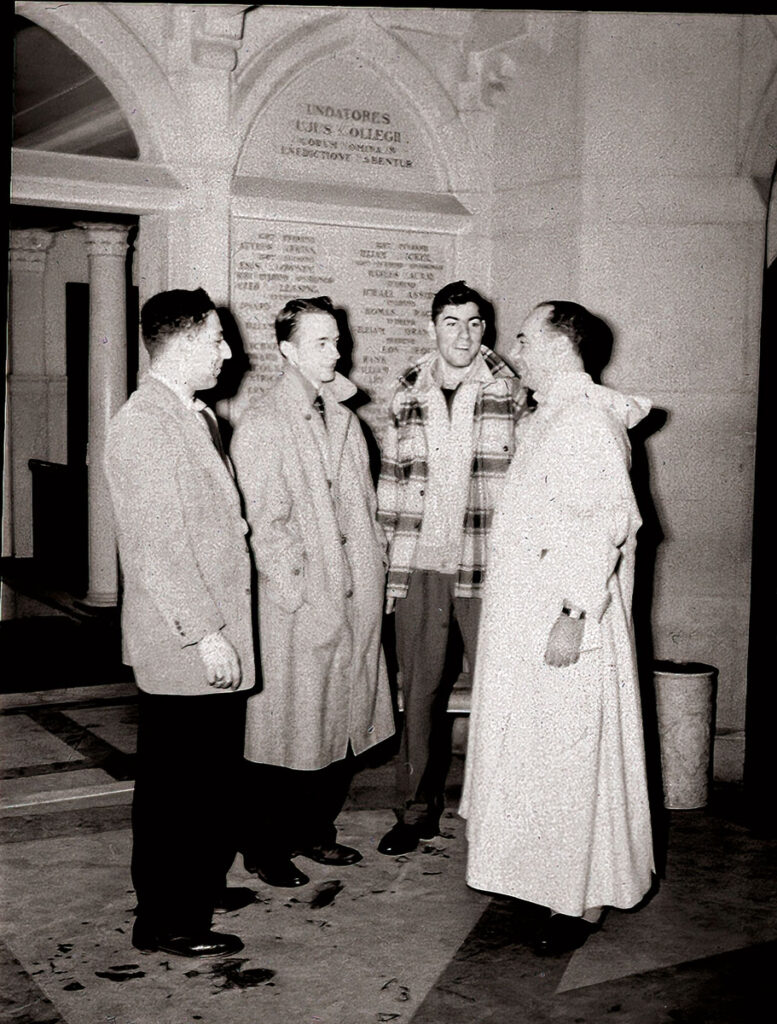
[243,751,355,861]
[394,571,480,828]
[292,752,355,851]
[131,690,246,937]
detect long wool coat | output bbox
[230,369,395,770]
[460,372,655,917]
[104,376,255,695]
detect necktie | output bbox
[199,408,227,461]
[312,393,326,427]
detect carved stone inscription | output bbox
[281,102,415,173]
[236,52,440,192]
[232,220,454,439]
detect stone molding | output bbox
[234,10,474,194]
[192,4,252,71]
[458,11,556,111]
[9,229,55,270]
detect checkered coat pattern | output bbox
[377,347,528,599]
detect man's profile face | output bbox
[507,304,553,389]
[183,309,231,391]
[429,302,485,370]
[281,312,339,388]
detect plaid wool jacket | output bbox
[377,346,528,600]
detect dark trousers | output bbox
[243,752,355,862]
[132,690,247,936]
[394,570,481,826]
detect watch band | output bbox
[562,605,586,620]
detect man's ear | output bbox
[426,319,437,344]
[279,339,296,365]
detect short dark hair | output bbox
[275,296,336,346]
[535,301,594,353]
[431,280,486,322]
[536,301,613,376]
[140,288,215,355]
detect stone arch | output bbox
[234,9,480,195]
[15,1,184,164]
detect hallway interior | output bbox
[1,676,775,1024]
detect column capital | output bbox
[75,221,133,258]
[10,229,55,271]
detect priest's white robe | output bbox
[460,372,655,917]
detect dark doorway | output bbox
[65,277,139,469]
[65,282,89,471]
[36,278,139,594]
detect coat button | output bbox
[304,413,312,421]
[340,534,347,545]
[367,725,374,733]
[345,589,353,598]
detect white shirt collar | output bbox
[420,349,494,392]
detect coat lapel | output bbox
[276,373,334,494]
[322,371,357,481]
[140,377,239,508]
[325,399,350,481]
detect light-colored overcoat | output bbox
[460,372,655,917]
[104,376,255,695]
[230,369,394,770]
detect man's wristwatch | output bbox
[561,605,586,621]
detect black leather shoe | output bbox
[132,921,243,958]
[417,817,440,841]
[377,822,421,856]
[244,853,309,888]
[213,887,258,913]
[298,842,363,866]
[533,914,598,956]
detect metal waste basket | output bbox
[653,660,717,809]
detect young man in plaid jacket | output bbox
[377,281,528,856]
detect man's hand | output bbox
[198,631,241,689]
[544,613,585,667]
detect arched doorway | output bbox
[4,14,141,642]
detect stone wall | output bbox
[10,4,777,776]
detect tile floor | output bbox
[1,682,775,1024]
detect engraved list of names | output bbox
[232,220,454,438]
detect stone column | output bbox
[76,222,131,607]
[6,229,55,559]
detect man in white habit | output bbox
[460,300,655,956]
[230,295,394,889]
